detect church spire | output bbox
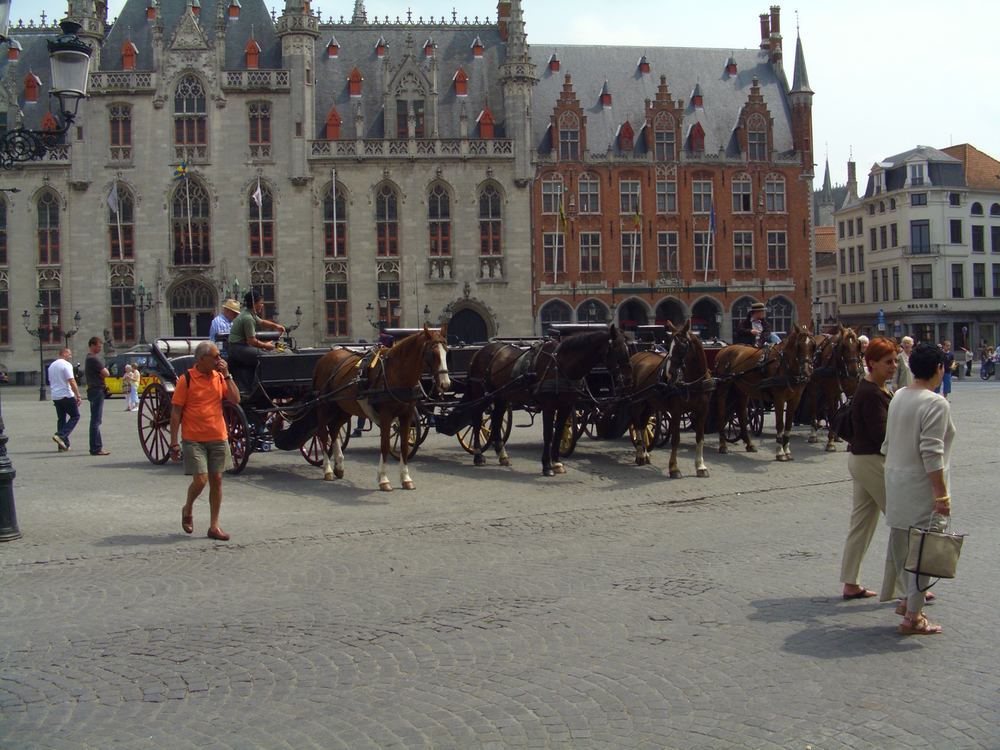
[352,0,366,24]
[791,31,812,93]
[820,158,833,202]
[506,0,528,62]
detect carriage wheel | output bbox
[559,414,581,458]
[388,409,426,459]
[223,400,251,475]
[629,413,658,451]
[137,382,172,464]
[723,412,742,444]
[456,407,512,455]
[749,400,765,437]
[300,421,351,467]
[679,412,692,431]
[653,410,671,447]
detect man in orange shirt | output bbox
[169,341,241,541]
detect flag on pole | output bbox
[704,200,716,282]
[107,181,119,214]
[174,161,188,180]
[252,177,263,208]
[558,198,568,233]
[632,204,642,229]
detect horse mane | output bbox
[559,329,610,354]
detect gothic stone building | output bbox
[530,6,816,340]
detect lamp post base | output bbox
[0,436,21,542]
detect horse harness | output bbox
[811,334,861,392]
[724,338,810,391]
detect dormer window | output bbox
[41,112,58,132]
[691,83,703,108]
[725,56,737,75]
[423,39,434,58]
[453,67,468,97]
[638,55,650,74]
[477,107,495,139]
[908,163,925,187]
[689,122,705,153]
[228,0,240,19]
[245,38,260,69]
[6,39,21,61]
[147,0,157,20]
[873,171,885,194]
[348,67,363,97]
[324,106,341,140]
[618,121,634,151]
[375,37,387,58]
[471,36,484,58]
[122,41,138,70]
[326,36,339,58]
[23,72,41,103]
[548,53,559,72]
[600,80,612,108]
[190,0,200,16]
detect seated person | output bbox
[734,302,779,347]
[227,289,285,390]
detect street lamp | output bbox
[22,300,49,401]
[0,14,93,170]
[365,297,388,331]
[282,305,303,348]
[135,280,154,344]
[813,296,822,335]
[61,310,81,348]
[423,305,431,325]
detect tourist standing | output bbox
[892,336,914,391]
[84,337,111,456]
[48,347,82,451]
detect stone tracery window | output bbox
[248,181,274,257]
[376,183,399,257]
[428,184,451,256]
[324,181,347,257]
[108,183,135,260]
[37,190,60,265]
[172,178,211,266]
[173,74,207,160]
[653,112,676,161]
[558,111,580,160]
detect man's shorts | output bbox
[182,439,231,476]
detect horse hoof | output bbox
[402,481,415,490]
[473,455,486,466]
[825,444,837,453]
[334,468,344,479]
[785,454,794,461]
[696,469,709,478]
[718,446,729,455]
[499,457,512,467]
[543,469,555,477]
[379,482,393,491]
[553,464,566,475]
[807,436,818,444]
[775,454,786,462]
[746,445,758,453]
[669,470,682,479]
[644,456,653,466]
[323,472,334,481]
[635,456,645,466]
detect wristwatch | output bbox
[224,374,234,381]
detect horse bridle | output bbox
[774,330,812,385]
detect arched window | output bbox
[37,191,60,265]
[323,182,347,257]
[732,173,752,213]
[171,179,211,266]
[768,295,793,335]
[731,296,757,336]
[376,261,401,327]
[747,114,767,161]
[250,260,276,320]
[540,300,572,329]
[248,101,271,159]
[578,173,600,214]
[991,203,1000,217]
[479,184,502,256]
[653,112,675,161]
[375,183,399,257]
[428,184,451,256]
[689,122,705,154]
[971,202,984,216]
[109,263,136,345]
[577,299,608,323]
[108,182,135,260]
[173,74,207,156]
[38,270,62,344]
[558,111,579,160]
[248,181,274,256]
[764,174,786,212]
[109,104,132,162]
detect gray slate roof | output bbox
[529,44,794,157]
[864,145,966,197]
[1,26,60,130]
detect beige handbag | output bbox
[906,526,965,583]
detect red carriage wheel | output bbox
[300,421,351,466]
[137,381,172,464]
[223,400,251,475]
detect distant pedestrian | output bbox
[123,364,140,411]
[84,336,111,456]
[48,347,82,451]
[892,336,914,391]
[937,340,954,399]
[169,341,241,541]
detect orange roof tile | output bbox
[814,226,837,253]
[941,144,1000,191]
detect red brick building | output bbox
[530,6,815,339]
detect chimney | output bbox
[847,159,858,199]
[497,0,511,41]
[770,6,781,36]
[759,13,770,46]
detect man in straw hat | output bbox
[209,298,241,342]
[735,301,779,347]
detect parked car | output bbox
[103,348,160,397]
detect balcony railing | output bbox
[901,244,944,256]
[222,70,290,91]
[88,71,156,92]
[310,138,514,160]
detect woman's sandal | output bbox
[898,614,942,635]
[182,510,194,535]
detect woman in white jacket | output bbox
[881,342,955,635]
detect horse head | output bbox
[836,325,863,381]
[605,324,634,391]
[664,320,692,383]
[784,323,815,381]
[421,323,451,392]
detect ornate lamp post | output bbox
[135,280,154,344]
[22,301,49,401]
[0,13,93,170]
[282,305,303,348]
[61,310,81,348]
[423,305,431,325]
[0,364,19,541]
[365,297,388,331]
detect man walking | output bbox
[169,341,240,541]
[84,336,111,456]
[48,347,82,451]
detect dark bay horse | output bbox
[464,326,632,476]
[713,323,815,461]
[802,325,862,451]
[627,320,714,477]
[311,325,450,490]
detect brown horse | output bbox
[713,323,815,461]
[802,324,862,451]
[311,325,450,491]
[464,326,632,476]
[627,320,714,477]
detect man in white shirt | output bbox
[48,347,82,451]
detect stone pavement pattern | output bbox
[0,381,997,749]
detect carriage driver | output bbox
[227,289,285,390]
[735,301,781,347]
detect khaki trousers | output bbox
[841,453,888,585]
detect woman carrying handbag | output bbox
[881,342,956,635]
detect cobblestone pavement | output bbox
[1,379,997,749]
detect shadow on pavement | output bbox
[95,533,189,546]
[782,624,923,658]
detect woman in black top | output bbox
[840,337,900,599]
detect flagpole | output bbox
[331,167,338,254]
[185,176,193,265]
[116,182,124,259]
[555,191,562,285]
[256,176,264,255]
[631,211,639,285]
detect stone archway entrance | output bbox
[691,297,722,339]
[655,298,685,326]
[170,278,216,337]
[448,307,489,345]
[617,299,649,332]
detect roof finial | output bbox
[352,0,366,24]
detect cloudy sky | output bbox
[12,0,999,186]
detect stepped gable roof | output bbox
[941,144,1000,191]
[102,0,281,71]
[864,145,965,197]
[530,44,794,157]
[313,23,507,140]
[0,24,59,130]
